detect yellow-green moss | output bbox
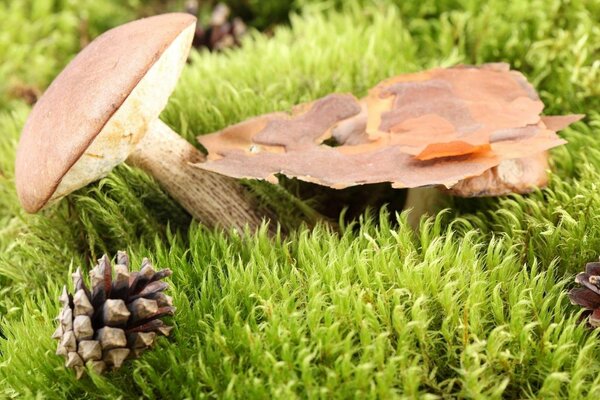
[1,0,599,397]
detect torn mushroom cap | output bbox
[197,93,501,188]
[195,65,582,194]
[447,153,549,197]
[448,114,585,196]
[364,63,549,160]
[15,13,196,213]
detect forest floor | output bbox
[1,0,599,398]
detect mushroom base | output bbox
[127,120,270,232]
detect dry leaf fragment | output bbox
[195,64,583,196]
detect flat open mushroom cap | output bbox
[15,13,196,213]
[195,64,583,196]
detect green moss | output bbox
[0,0,143,110]
[1,0,599,397]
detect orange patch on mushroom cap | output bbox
[416,142,492,161]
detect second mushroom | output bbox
[193,63,583,207]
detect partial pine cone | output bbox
[568,261,600,328]
[185,1,247,51]
[52,251,175,379]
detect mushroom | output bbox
[193,64,583,223]
[15,13,267,231]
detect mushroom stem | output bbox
[127,119,267,232]
[403,187,446,230]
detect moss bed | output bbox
[1,0,599,398]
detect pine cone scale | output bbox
[590,309,600,327]
[586,262,600,276]
[575,272,600,295]
[66,352,84,368]
[128,332,156,349]
[569,287,600,309]
[135,280,169,299]
[129,306,176,331]
[102,299,131,326]
[112,264,130,299]
[73,289,94,316]
[104,348,130,368]
[73,315,94,339]
[97,327,127,349]
[127,319,170,334]
[78,340,102,361]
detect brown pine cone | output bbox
[186,1,247,51]
[52,252,175,378]
[568,261,600,328]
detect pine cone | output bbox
[52,252,175,378]
[568,261,600,328]
[186,1,247,51]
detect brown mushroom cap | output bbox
[15,13,196,213]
